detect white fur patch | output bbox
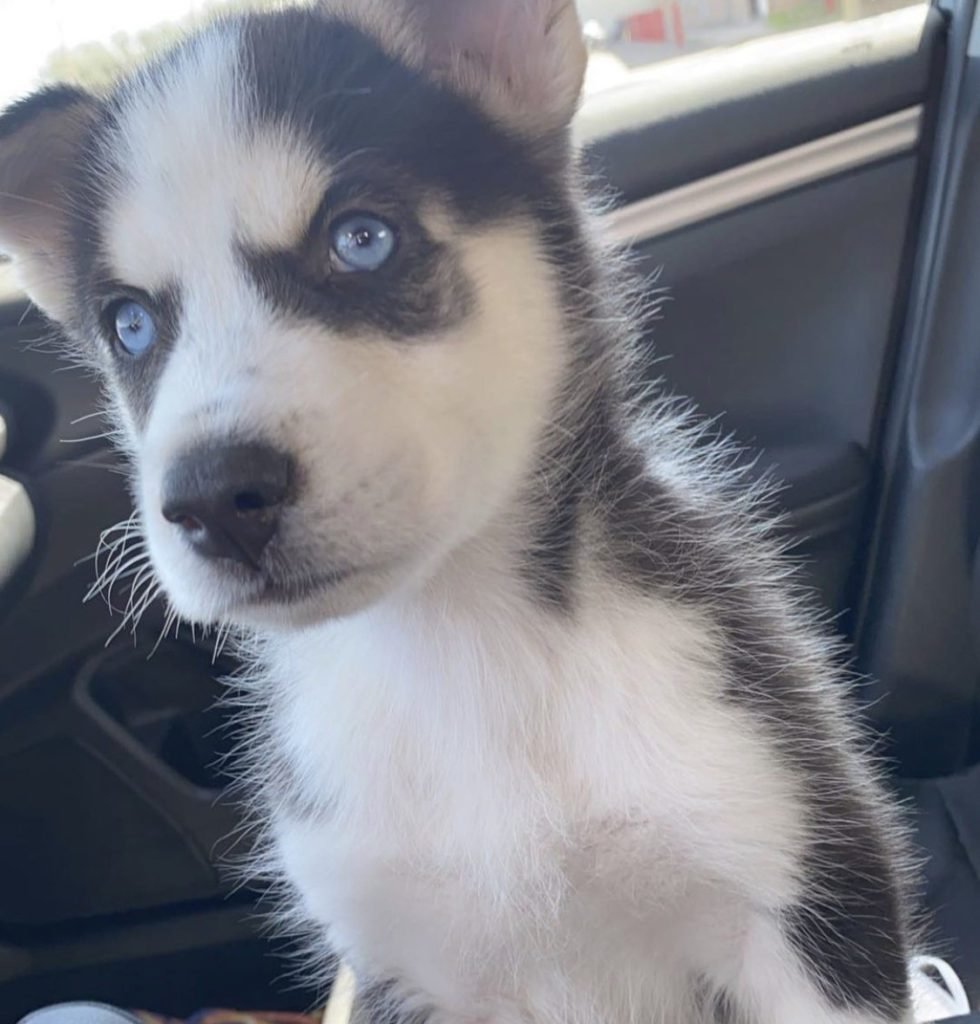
[104,30,327,291]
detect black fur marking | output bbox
[61,104,118,327]
[0,85,92,141]
[786,828,910,1015]
[238,13,561,226]
[53,86,187,427]
[89,275,182,427]
[725,611,910,1014]
[242,188,473,339]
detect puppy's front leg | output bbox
[720,910,912,1024]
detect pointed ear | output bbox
[0,86,100,323]
[407,0,587,138]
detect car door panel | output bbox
[855,0,980,777]
[604,135,924,613]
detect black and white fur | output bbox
[0,1,915,1021]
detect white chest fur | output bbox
[258,575,805,1022]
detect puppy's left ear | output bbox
[407,0,587,138]
[0,85,100,323]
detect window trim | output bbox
[604,105,923,243]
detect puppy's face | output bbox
[0,1,588,628]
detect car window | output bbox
[581,0,929,95]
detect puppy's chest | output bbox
[268,613,595,891]
[263,596,708,840]
[267,631,572,992]
[259,597,752,976]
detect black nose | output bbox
[162,442,293,567]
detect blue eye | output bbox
[330,214,396,273]
[113,300,158,356]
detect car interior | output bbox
[2,0,980,1020]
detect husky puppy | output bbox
[0,1,913,1021]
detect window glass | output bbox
[580,0,929,95]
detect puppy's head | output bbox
[0,0,588,628]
